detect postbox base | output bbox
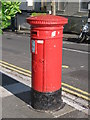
[31,88,63,111]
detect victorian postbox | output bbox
[27,15,68,110]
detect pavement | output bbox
[0,31,90,119]
[1,68,89,118]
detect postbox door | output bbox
[31,39,44,92]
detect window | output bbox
[57,2,65,11]
[80,0,89,11]
[27,0,33,6]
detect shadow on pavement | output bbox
[2,73,31,105]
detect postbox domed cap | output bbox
[26,14,68,26]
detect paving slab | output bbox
[2,94,53,118]
[50,104,75,118]
[59,109,89,118]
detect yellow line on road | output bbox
[0,60,31,74]
[62,65,69,68]
[62,87,90,101]
[0,60,90,101]
[62,83,90,96]
[0,60,69,73]
[0,63,31,77]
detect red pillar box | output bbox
[27,15,68,110]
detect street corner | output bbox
[1,73,52,118]
[1,72,75,119]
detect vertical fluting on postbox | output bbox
[27,15,68,110]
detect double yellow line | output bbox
[0,60,90,101]
[0,60,31,77]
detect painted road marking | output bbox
[0,60,69,74]
[62,65,69,69]
[62,83,90,96]
[63,41,88,46]
[0,60,31,74]
[63,48,90,54]
[0,60,90,101]
[62,87,90,101]
[0,63,31,77]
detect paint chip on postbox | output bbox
[52,31,56,37]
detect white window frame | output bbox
[79,0,88,12]
[27,0,33,6]
[57,1,65,11]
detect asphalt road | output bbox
[2,32,89,93]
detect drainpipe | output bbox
[51,0,56,15]
[41,0,44,11]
